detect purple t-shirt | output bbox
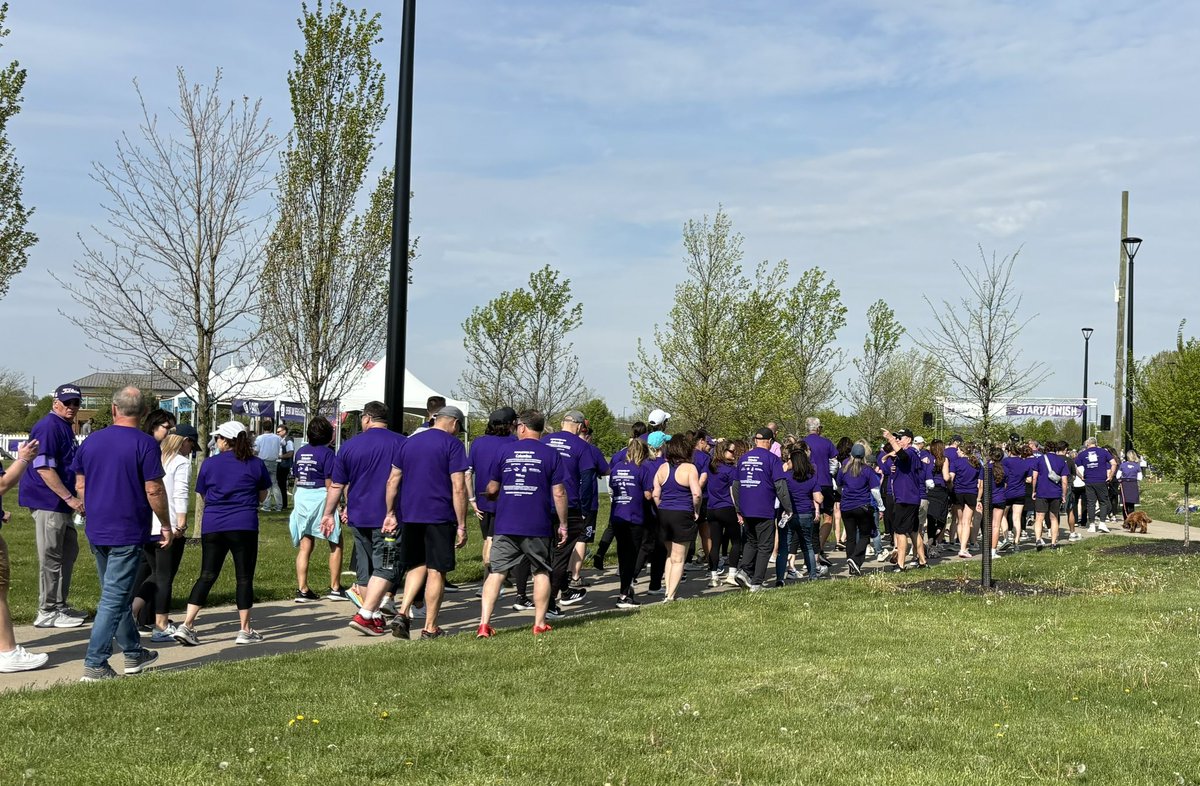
[293,444,334,489]
[1118,460,1141,480]
[982,463,1006,506]
[332,427,407,529]
[490,439,567,537]
[587,443,609,512]
[917,449,934,499]
[736,447,786,519]
[1077,447,1113,484]
[72,425,164,546]
[19,412,78,513]
[1034,453,1069,499]
[468,434,516,514]
[541,431,596,509]
[693,449,711,501]
[890,447,924,505]
[196,450,271,533]
[608,460,645,524]
[1002,456,1028,502]
[611,447,629,466]
[804,434,836,487]
[394,428,469,524]
[836,463,880,511]
[878,453,894,497]
[785,472,821,516]
[951,455,980,496]
[708,462,736,510]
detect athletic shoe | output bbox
[708,571,720,588]
[568,576,588,589]
[79,663,119,682]
[443,582,462,593]
[816,565,830,578]
[390,614,411,640]
[1087,525,1097,533]
[0,646,48,673]
[379,598,398,618]
[774,579,785,588]
[150,625,177,644]
[349,613,385,637]
[510,597,534,612]
[890,566,904,573]
[533,623,553,636]
[616,595,639,609]
[997,537,1012,551]
[58,606,89,620]
[560,588,587,606]
[661,596,675,604]
[644,586,666,597]
[347,587,365,608]
[476,624,496,639]
[236,628,264,645]
[32,610,58,628]
[592,554,605,571]
[171,623,200,646]
[545,605,563,619]
[420,627,448,640]
[865,546,876,558]
[1036,538,1046,552]
[724,569,739,586]
[990,550,1002,559]
[836,542,846,551]
[326,587,350,601]
[876,548,892,563]
[1097,523,1111,533]
[786,567,802,580]
[410,604,426,619]
[294,589,321,603]
[1069,532,1082,542]
[53,613,85,629]
[767,554,776,565]
[123,649,160,674]
[816,553,832,568]
[732,570,751,589]
[748,583,766,592]
[914,562,929,570]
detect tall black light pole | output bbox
[1121,236,1142,453]
[1081,327,1093,442]
[384,0,417,433]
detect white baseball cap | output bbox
[215,421,247,440]
[648,408,670,426]
[914,436,926,445]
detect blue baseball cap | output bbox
[647,431,671,449]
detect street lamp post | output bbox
[1081,327,1094,441]
[1121,236,1142,453]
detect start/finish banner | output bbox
[1005,403,1085,419]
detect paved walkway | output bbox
[0,523,1181,693]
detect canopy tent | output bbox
[337,359,469,419]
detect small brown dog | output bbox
[1122,511,1152,534]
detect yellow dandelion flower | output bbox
[288,720,296,727]
[312,719,320,725]
[297,715,305,720]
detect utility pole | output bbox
[1111,191,1128,446]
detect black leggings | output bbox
[707,506,741,571]
[843,505,875,569]
[186,530,259,610]
[926,487,949,542]
[633,501,666,592]
[612,518,645,596]
[134,538,187,619]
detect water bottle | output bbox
[73,512,85,528]
[381,534,398,572]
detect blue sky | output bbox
[1,0,1198,421]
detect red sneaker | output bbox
[349,613,385,636]
[476,623,496,639]
[533,623,553,636]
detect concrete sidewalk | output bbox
[0,524,1178,693]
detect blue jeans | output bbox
[85,544,146,668]
[788,513,817,576]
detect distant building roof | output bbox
[70,371,190,395]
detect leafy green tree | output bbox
[23,394,50,431]
[0,367,25,431]
[457,265,584,420]
[1133,325,1200,545]
[0,4,35,301]
[261,1,395,414]
[579,398,624,456]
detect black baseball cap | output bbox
[488,407,517,426]
[754,428,774,440]
[893,428,914,440]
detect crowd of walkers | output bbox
[0,386,1146,676]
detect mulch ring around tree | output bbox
[902,578,1073,597]
[1102,540,1200,558]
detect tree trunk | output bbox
[1185,480,1190,548]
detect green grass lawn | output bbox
[2,536,1199,784]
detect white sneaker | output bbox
[877,548,891,563]
[1069,532,1082,542]
[990,550,1001,559]
[0,645,49,673]
[235,628,264,645]
[1097,523,1111,533]
[33,610,58,628]
[1087,525,1097,533]
[53,613,85,629]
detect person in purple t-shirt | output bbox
[540,410,597,613]
[466,407,518,583]
[1076,438,1117,531]
[319,401,407,636]
[0,439,49,673]
[477,409,568,637]
[803,418,837,565]
[881,428,927,571]
[73,386,173,679]
[289,417,343,602]
[1031,440,1070,549]
[1116,450,1144,516]
[387,405,470,640]
[573,422,610,586]
[609,438,652,607]
[21,383,87,629]
[173,420,271,647]
[734,428,793,590]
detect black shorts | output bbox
[399,521,457,573]
[991,502,1007,511]
[891,503,920,535]
[695,499,709,526]
[958,494,978,508]
[1034,498,1062,515]
[489,534,552,574]
[658,508,697,544]
[819,486,835,516]
[479,510,495,540]
[582,509,598,542]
